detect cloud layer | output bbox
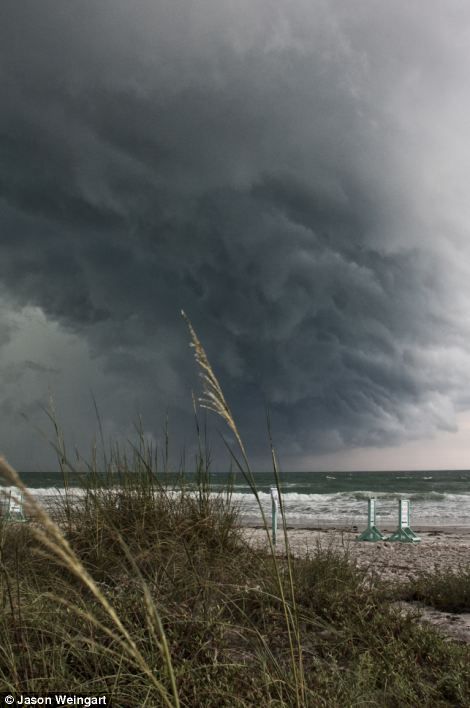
[1,1,470,468]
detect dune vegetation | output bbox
[0,319,469,706]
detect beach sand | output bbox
[242,525,470,583]
[242,524,470,643]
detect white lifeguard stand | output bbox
[270,487,279,545]
[1,489,26,522]
[356,498,385,542]
[387,499,420,543]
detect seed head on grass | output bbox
[182,310,246,457]
[182,311,307,706]
[0,456,179,707]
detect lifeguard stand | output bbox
[387,499,420,543]
[1,489,26,522]
[356,498,385,542]
[270,487,279,545]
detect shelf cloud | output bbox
[1,1,470,468]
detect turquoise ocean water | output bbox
[8,469,470,528]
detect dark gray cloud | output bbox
[1,1,470,468]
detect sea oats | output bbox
[181,310,246,456]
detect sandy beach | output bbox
[242,524,470,643]
[242,525,470,583]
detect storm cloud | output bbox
[1,1,470,469]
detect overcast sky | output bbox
[2,1,470,471]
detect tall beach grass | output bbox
[0,318,468,706]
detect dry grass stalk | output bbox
[0,456,179,707]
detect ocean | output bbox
[6,468,470,528]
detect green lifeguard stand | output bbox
[357,498,385,542]
[1,489,26,523]
[387,499,420,543]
